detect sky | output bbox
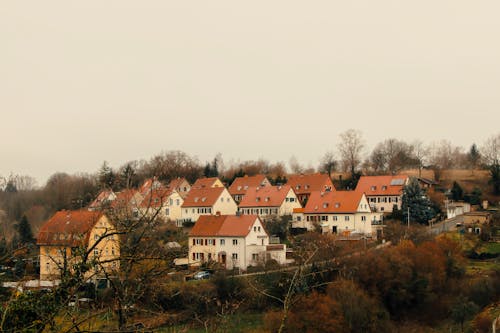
[1,1,500,185]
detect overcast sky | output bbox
[1,1,499,185]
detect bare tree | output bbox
[289,156,304,174]
[481,133,500,166]
[337,129,365,177]
[319,151,337,178]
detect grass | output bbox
[157,313,264,333]
[482,242,500,254]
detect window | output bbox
[344,216,350,221]
[361,216,366,221]
[232,253,238,260]
[170,199,173,205]
[258,226,261,232]
[94,249,99,257]
[221,197,224,202]
[111,247,115,255]
[165,208,169,216]
[94,234,99,241]
[253,226,257,232]
[220,239,225,246]
[333,216,338,221]
[176,199,180,205]
[232,239,238,245]
[321,215,328,221]
[252,253,259,261]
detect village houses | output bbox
[292,191,381,237]
[179,186,238,225]
[286,173,335,205]
[37,210,120,281]
[238,185,302,218]
[191,177,224,189]
[228,174,271,203]
[355,175,409,213]
[188,214,288,270]
[167,177,191,198]
[140,187,184,222]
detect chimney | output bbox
[215,211,221,216]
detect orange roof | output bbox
[111,189,142,209]
[168,177,189,190]
[37,210,104,246]
[228,174,269,195]
[182,187,225,207]
[139,177,163,196]
[88,190,115,209]
[140,187,174,208]
[239,185,293,208]
[304,191,365,214]
[355,175,408,196]
[286,173,335,194]
[191,177,221,189]
[189,214,262,237]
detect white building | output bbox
[238,185,301,218]
[180,187,237,224]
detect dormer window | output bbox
[237,186,242,191]
[296,185,300,190]
[244,186,248,190]
[265,197,270,202]
[256,197,260,202]
[194,197,199,203]
[335,203,340,208]
[323,203,328,208]
[201,197,206,202]
[371,186,376,191]
[305,185,309,190]
[382,186,387,191]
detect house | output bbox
[286,173,335,205]
[417,177,439,190]
[180,187,237,224]
[238,185,301,218]
[37,210,119,281]
[355,175,409,213]
[463,211,492,225]
[140,187,184,223]
[167,177,191,199]
[139,177,163,197]
[228,174,271,203]
[108,189,143,217]
[88,190,117,211]
[445,200,471,219]
[292,191,381,237]
[188,214,288,270]
[191,177,224,189]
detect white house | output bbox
[238,185,301,218]
[228,174,271,203]
[188,214,288,270]
[292,191,381,236]
[140,188,184,222]
[180,187,237,224]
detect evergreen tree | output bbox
[99,161,116,189]
[451,181,464,201]
[16,215,34,245]
[467,143,481,170]
[402,178,436,224]
[489,163,500,195]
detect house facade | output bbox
[228,174,271,203]
[37,210,120,281]
[292,191,380,236]
[238,185,301,218]
[140,188,184,222]
[355,175,409,213]
[191,177,224,189]
[180,187,237,223]
[286,173,335,205]
[188,214,287,270]
[167,177,191,199]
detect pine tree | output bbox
[451,181,464,201]
[467,144,481,171]
[402,178,436,224]
[16,215,34,245]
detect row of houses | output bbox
[87,173,410,237]
[36,173,414,280]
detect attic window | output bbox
[201,197,206,202]
[305,185,309,190]
[237,186,242,191]
[382,186,387,191]
[296,185,300,190]
[371,186,376,191]
[194,197,199,203]
[335,203,340,208]
[256,197,260,202]
[244,185,248,190]
[314,205,318,211]
[323,203,328,208]
[265,197,270,202]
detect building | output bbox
[140,187,184,222]
[355,175,409,212]
[228,174,271,203]
[286,173,335,205]
[88,190,117,211]
[180,187,237,224]
[292,191,380,236]
[167,177,191,198]
[191,177,224,189]
[238,185,301,218]
[188,214,288,270]
[37,210,119,281]
[445,200,471,219]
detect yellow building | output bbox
[37,210,119,281]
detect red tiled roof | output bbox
[182,187,225,207]
[168,178,189,190]
[140,187,174,208]
[189,214,261,237]
[139,177,163,196]
[304,191,365,214]
[37,210,104,246]
[111,189,142,209]
[355,175,408,196]
[88,190,115,209]
[286,173,335,194]
[192,177,222,189]
[238,185,292,208]
[228,174,269,195]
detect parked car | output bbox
[193,270,211,280]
